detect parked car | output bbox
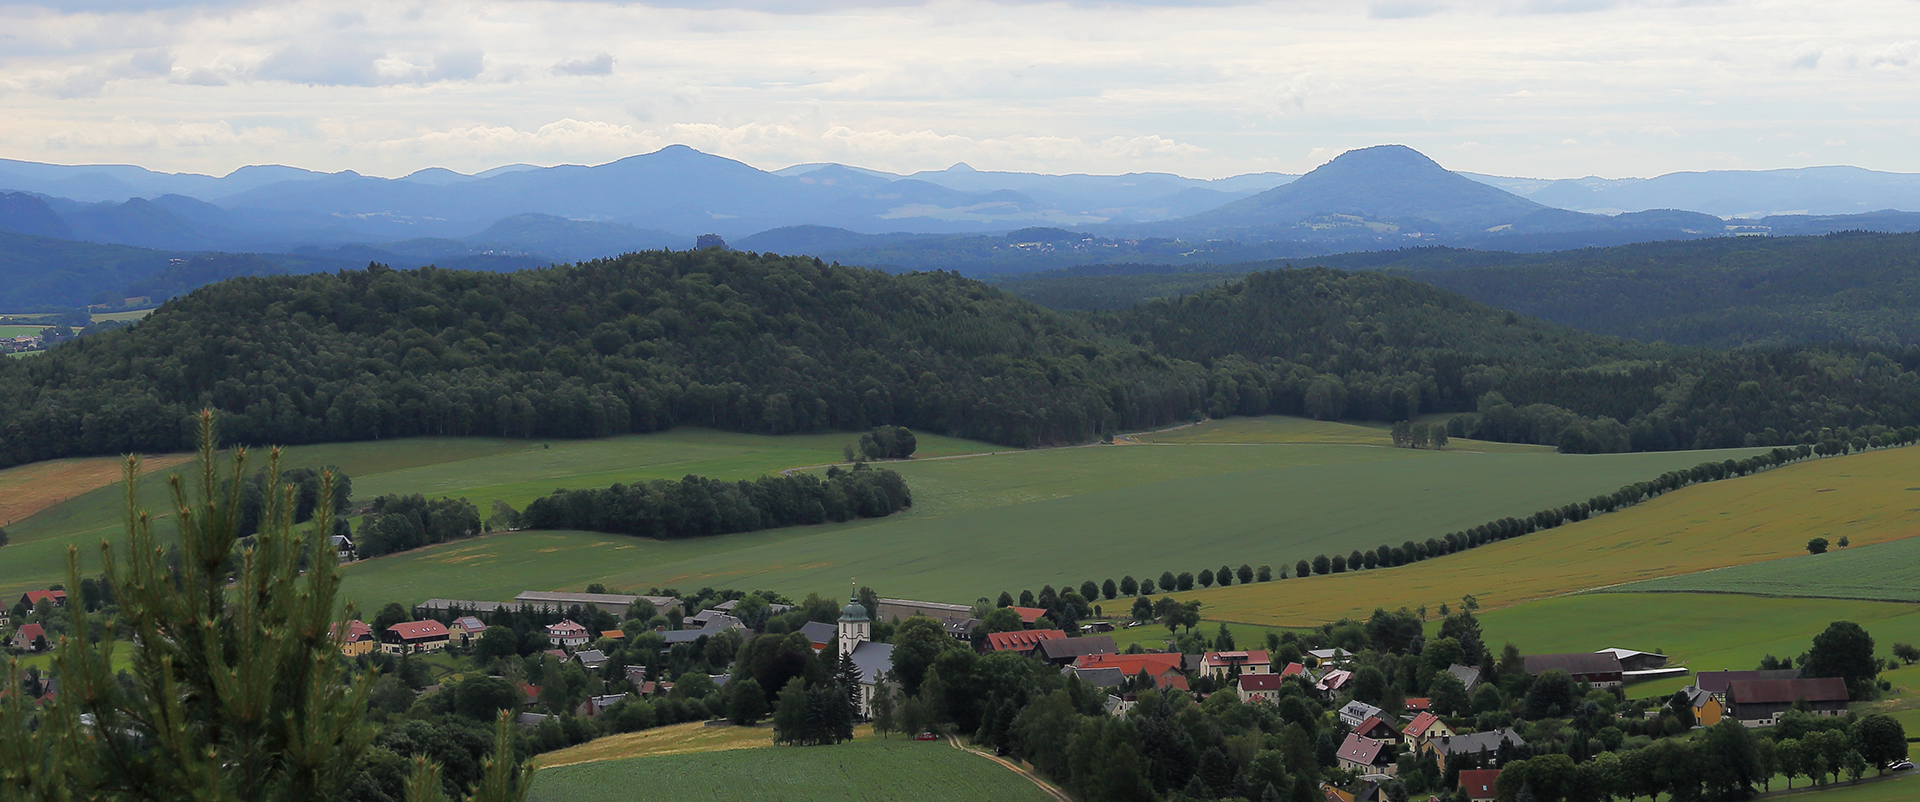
[1889,760,1914,772]
[913,732,939,741]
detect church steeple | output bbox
[837,585,871,646]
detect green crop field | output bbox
[1139,415,1555,453]
[1471,592,1920,699]
[1747,775,1920,802]
[0,325,46,338]
[526,739,1053,802]
[334,429,1754,612]
[89,309,155,323]
[0,428,992,600]
[1610,536,1920,602]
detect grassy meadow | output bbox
[0,325,46,338]
[527,738,1053,802]
[1156,444,1920,628]
[1612,536,1920,602]
[535,721,795,768]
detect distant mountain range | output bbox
[4,144,1920,306]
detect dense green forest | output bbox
[4,248,1920,465]
[518,464,911,539]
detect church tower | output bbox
[837,590,871,646]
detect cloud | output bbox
[254,44,385,86]
[1369,0,1445,19]
[554,53,616,76]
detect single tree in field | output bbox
[1428,425,1449,450]
[1256,565,1272,582]
[1130,596,1154,621]
[1838,536,1850,548]
[1120,576,1138,596]
[1019,589,1036,607]
[1216,565,1232,587]
[996,591,1015,608]
[1892,643,1920,665]
[1312,555,1331,575]
[1237,564,1254,585]
[1138,577,1156,595]
[0,412,535,802]
[1159,571,1177,592]
[1851,714,1908,772]
[1176,572,1195,591]
[1330,555,1346,573]
[1296,559,1312,579]
[1197,569,1215,588]
[1081,580,1100,602]
[1808,537,1830,554]
[1102,579,1118,600]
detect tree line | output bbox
[517,463,911,539]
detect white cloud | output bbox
[553,53,615,76]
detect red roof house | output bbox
[1402,711,1455,743]
[1354,716,1400,741]
[11,623,47,652]
[1238,673,1285,701]
[1011,607,1050,624]
[1201,650,1272,678]
[381,620,451,654]
[1336,733,1396,775]
[1279,662,1308,678]
[19,590,66,609]
[986,629,1067,655]
[1459,769,1500,802]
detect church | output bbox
[834,592,895,719]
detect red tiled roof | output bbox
[15,623,45,642]
[1203,650,1271,669]
[23,590,66,606]
[602,630,625,639]
[332,620,373,642]
[1075,652,1184,676]
[453,616,487,631]
[1727,677,1849,704]
[1318,669,1353,690]
[1355,716,1398,740]
[1011,607,1049,624]
[1239,674,1285,692]
[546,619,588,635]
[1404,711,1443,738]
[987,629,1067,652]
[1459,769,1500,798]
[1159,674,1189,691]
[518,682,540,701]
[1337,733,1390,766]
[1405,697,1431,712]
[1280,662,1307,678]
[387,620,449,641]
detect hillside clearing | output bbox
[0,454,187,527]
[527,738,1054,802]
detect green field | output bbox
[89,309,155,323]
[1611,536,1920,602]
[1750,775,1920,802]
[1472,592,1920,699]
[0,428,992,600]
[527,739,1053,802]
[0,325,46,338]
[335,435,1755,610]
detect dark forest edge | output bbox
[5,249,1920,471]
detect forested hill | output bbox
[0,251,1212,468]
[2,251,1918,466]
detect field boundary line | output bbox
[945,734,1073,802]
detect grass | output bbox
[1611,536,1920,602]
[337,435,1748,611]
[0,325,46,338]
[527,737,1053,802]
[1156,445,1920,628]
[1470,592,1920,699]
[90,309,155,322]
[1751,774,1920,802]
[1139,415,1554,453]
[537,721,794,767]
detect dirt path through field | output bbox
[945,734,1073,802]
[0,454,189,527]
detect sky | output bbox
[0,0,1916,180]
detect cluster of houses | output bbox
[4,589,67,653]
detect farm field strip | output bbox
[526,737,1054,802]
[535,721,790,768]
[1161,444,1920,628]
[0,325,47,338]
[1137,415,1555,453]
[0,454,187,527]
[1607,535,1920,602]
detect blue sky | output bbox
[0,0,1914,179]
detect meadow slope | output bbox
[527,739,1053,802]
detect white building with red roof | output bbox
[545,619,591,649]
[381,620,450,655]
[1336,733,1397,775]
[1201,650,1271,679]
[1402,711,1456,745]
[1238,673,1285,702]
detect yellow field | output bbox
[1167,444,1920,627]
[1135,415,1554,453]
[535,722,876,768]
[0,454,190,527]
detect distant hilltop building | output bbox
[696,233,727,250]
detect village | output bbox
[11,578,1902,802]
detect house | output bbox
[685,609,744,630]
[1446,664,1481,693]
[575,694,627,718]
[381,620,451,655]
[332,620,377,657]
[0,606,8,628]
[799,621,837,651]
[1239,674,1285,702]
[11,623,47,652]
[449,616,487,646]
[1081,621,1115,634]
[1693,669,1802,699]
[1317,669,1354,697]
[330,534,357,563]
[1280,662,1308,679]
[1725,678,1849,727]
[516,682,541,708]
[1402,711,1456,745]
[1596,648,1668,672]
[575,649,610,672]
[1309,648,1354,666]
[1104,694,1136,717]
[833,594,896,717]
[1426,729,1526,770]
[516,712,552,729]
[1201,650,1272,679]
[1068,666,1130,690]
[1404,698,1431,714]
[1679,685,1725,726]
[1336,734,1396,776]
[601,630,624,642]
[624,665,649,690]
[1353,716,1400,742]
[19,590,67,609]
[1458,769,1500,802]
[1011,607,1050,625]
[1075,653,1184,680]
[1338,700,1384,728]
[544,620,591,649]
[875,598,979,640]
[987,629,1067,656]
[1034,635,1117,666]
[1522,653,1624,688]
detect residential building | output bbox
[1679,685,1725,726]
[332,620,377,657]
[449,616,487,646]
[1522,653,1625,688]
[575,694,627,718]
[1353,716,1400,742]
[1338,700,1384,728]
[1280,662,1308,679]
[1336,734,1397,775]
[1402,711,1456,746]
[1693,669,1801,699]
[1317,669,1354,697]
[1309,648,1354,666]
[711,598,793,617]
[875,598,978,640]
[1446,664,1481,693]
[1011,607,1050,625]
[1069,666,1129,690]
[1426,729,1526,770]
[684,612,743,632]
[545,620,591,649]
[1201,650,1272,679]
[987,629,1066,656]
[1725,678,1849,727]
[833,592,895,718]
[1404,698,1431,714]
[799,620,837,651]
[600,630,625,642]
[19,590,67,609]
[1458,769,1500,802]
[575,650,610,672]
[329,534,357,563]
[11,623,48,652]
[381,621,451,655]
[1239,674,1284,702]
[1034,635,1117,666]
